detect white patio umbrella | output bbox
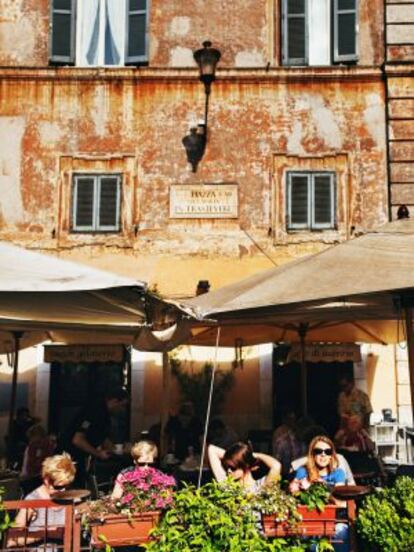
[0,242,190,453]
[183,219,414,416]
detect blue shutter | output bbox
[282,0,308,66]
[333,0,358,62]
[311,173,335,229]
[50,0,76,65]
[288,173,310,229]
[125,0,149,65]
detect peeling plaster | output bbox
[91,87,108,137]
[38,122,63,147]
[296,94,343,149]
[235,50,265,67]
[169,17,190,37]
[363,93,386,148]
[0,116,25,224]
[287,120,306,155]
[170,47,195,67]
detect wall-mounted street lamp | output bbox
[183,41,221,172]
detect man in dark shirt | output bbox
[61,388,128,485]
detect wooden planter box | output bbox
[262,504,338,538]
[90,511,161,548]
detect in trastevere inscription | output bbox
[169,183,238,219]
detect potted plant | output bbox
[259,482,337,538]
[144,479,313,551]
[84,467,176,548]
[356,476,414,552]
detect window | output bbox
[50,0,148,66]
[72,174,121,232]
[282,0,358,66]
[287,172,336,230]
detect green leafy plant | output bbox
[356,476,414,552]
[143,479,308,551]
[294,482,331,513]
[252,482,301,527]
[170,356,234,420]
[0,487,12,538]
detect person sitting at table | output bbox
[289,436,349,552]
[9,453,76,547]
[21,424,57,481]
[208,442,281,493]
[334,414,375,453]
[111,440,170,500]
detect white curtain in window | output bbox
[77,0,100,66]
[105,0,126,65]
[309,0,331,65]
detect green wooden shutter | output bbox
[125,0,148,65]
[73,177,95,231]
[282,0,308,65]
[98,176,121,230]
[333,0,358,62]
[50,0,76,65]
[288,173,310,229]
[312,173,335,229]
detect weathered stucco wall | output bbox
[0,69,387,294]
[0,0,384,68]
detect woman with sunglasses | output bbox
[208,442,281,492]
[10,454,76,547]
[290,436,349,552]
[291,436,346,491]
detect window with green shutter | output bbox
[72,175,121,232]
[49,0,149,66]
[281,0,358,66]
[287,172,336,231]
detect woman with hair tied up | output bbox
[208,441,281,493]
[290,436,349,552]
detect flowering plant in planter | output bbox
[85,467,176,522]
[115,467,176,513]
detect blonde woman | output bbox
[10,454,76,546]
[111,440,161,500]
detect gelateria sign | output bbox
[169,183,238,218]
[44,345,124,364]
[287,343,361,363]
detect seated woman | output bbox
[334,415,375,453]
[111,440,166,500]
[208,442,281,493]
[10,453,76,546]
[290,436,349,552]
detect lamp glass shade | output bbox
[194,41,221,82]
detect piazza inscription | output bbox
[169,183,238,219]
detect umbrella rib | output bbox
[88,290,145,318]
[351,321,387,345]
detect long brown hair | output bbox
[221,441,258,474]
[306,435,338,483]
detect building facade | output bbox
[0,0,411,444]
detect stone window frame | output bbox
[272,152,351,244]
[57,154,138,246]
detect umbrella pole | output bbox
[160,352,171,458]
[7,331,23,465]
[198,326,221,489]
[298,324,308,416]
[403,307,414,423]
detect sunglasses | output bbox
[51,483,67,491]
[312,447,333,456]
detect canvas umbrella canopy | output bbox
[0,242,190,455]
[183,219,414,415]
